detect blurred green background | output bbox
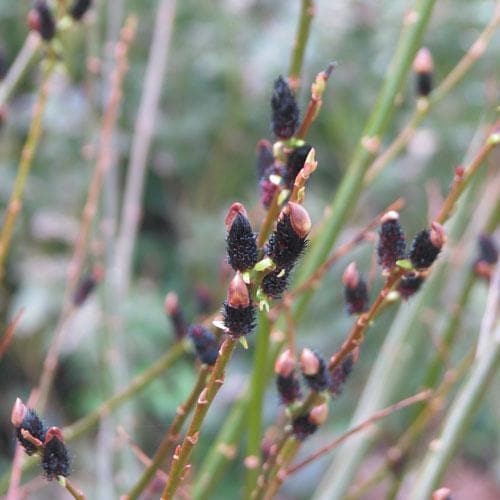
[0,0,499,498]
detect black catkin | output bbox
[398,273,424,300]
[33,1,56,41]
[42,429,70,480]
[378,214,406,271]
[188,325,219,366]
[266,214,307,269]
[223,302,256,337]
[409,230,441,269]
[330,354,354,397]
[285,144,312,188]
[70,0,92,20]
[15,409,46,455]
[261,267,291,299]
[477,234,498,265]
[226,213,258,272]
[301,349,330,391]
[271,76,299,139]
[291,414,318,441]
[276,374,301,405]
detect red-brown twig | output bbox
[0,309,23,358]
[286,390,432,476]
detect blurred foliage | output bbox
[0,0,499,498]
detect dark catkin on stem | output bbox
[15,410,47,455]
[285,144,312,188]
[69,0,92,20]
[275,350,302,404]
[164,292,188,340]
[42,427,70,480]
[398,272,425,300]
[189,325,219,366]
[223,272,256,337]
[29,1,56,41]
[377,211,406,271]
[271,76,300,139]
[330,353,354,397]
[225,203,258,272]
[342,262,369,315]
[292,403,329,441]
[409,223,446,270]
[261,267,291,299]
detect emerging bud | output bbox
[73,265,103,306]
[271,76,300,139]
[397,272,425,300]
[275,349,296,377]
[343,262,369,315]
[227,272,250,308]
[300,349,330,391]
[13,403,47,456]
[330,352,355,397]
[261,267,291,299]
[188,325,219,366]
[11,398,27,428]
[70,0,92,21]
[276,371,302,405]
[378,211,406,271]
[42,427,70,480]
[164,292,188,340]
[309,402,329,426]
[28,1,56,41]
[225,204,258,272]
[410,225,445,269]
[432,487,452,500]
[474,234,498,280]
[284,144,312,189]
[256,139,274,180]
[223,273,255,337]
[266,204,310,269]
[413,47,433,97]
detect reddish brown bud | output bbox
[413,47,433,74]
[11,398,27,428]
[164,292,180,317]
[309,403,329,426]
[285,202,311,239]
[300,348,320,376]
[44,426,65,445]
[225,202,248,232]
[227,272,250,308]
[430,221,447,249]
[432,487,452,500]
[274,349,295,377]
[380,210,400,224]
[342,262,360,289]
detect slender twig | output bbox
[288,0,315,91]
[34,16,137,413]
[0,57,55,280]
[0,33,42,108]
[161,337,237,499]
[126,365,210,500]
[287,390,432,476]
[59,477,86,500]
[364,4,500,184]
[0,309,24,359]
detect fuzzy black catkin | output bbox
[378,219,406,271]
[42,436,70,479]
[409,230,441,269]
[330,354,354,397]
[226,213,258,272]
[416,72,432,97]
[276,374,301,405]
[266,215,307,269]
[398,273,424,300]
[302,352,330,391]
[285,144,312,188]
[189,325,219,366]
[223,302,256,337]
[344,279,369,315]
[15,409,46,455]
[271,76,299,139]
[262,267,291,299]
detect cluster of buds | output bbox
[274,349,301,404]
[223,272,255,337]
[188,325,219,366]
[11,398,70,480]
[377,211,446,299]
[413,47,434,97]
[473,234,498,280]
[291,402,329,441]
[164,292,188,340]
[342,262,369,315]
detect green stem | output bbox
[161,337,237,499]
[288,0,315,90]
[292,0,438,322]
[0,56,55,280]
[244,311,271,498]
[126,365,210,500]
[409,331,500,499]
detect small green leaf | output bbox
[396,259,413,270]
[278,189,290,205]
[254,257,275,272]
[242,271,251,284]
[259,298,270,312]
[239,337,249,349]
